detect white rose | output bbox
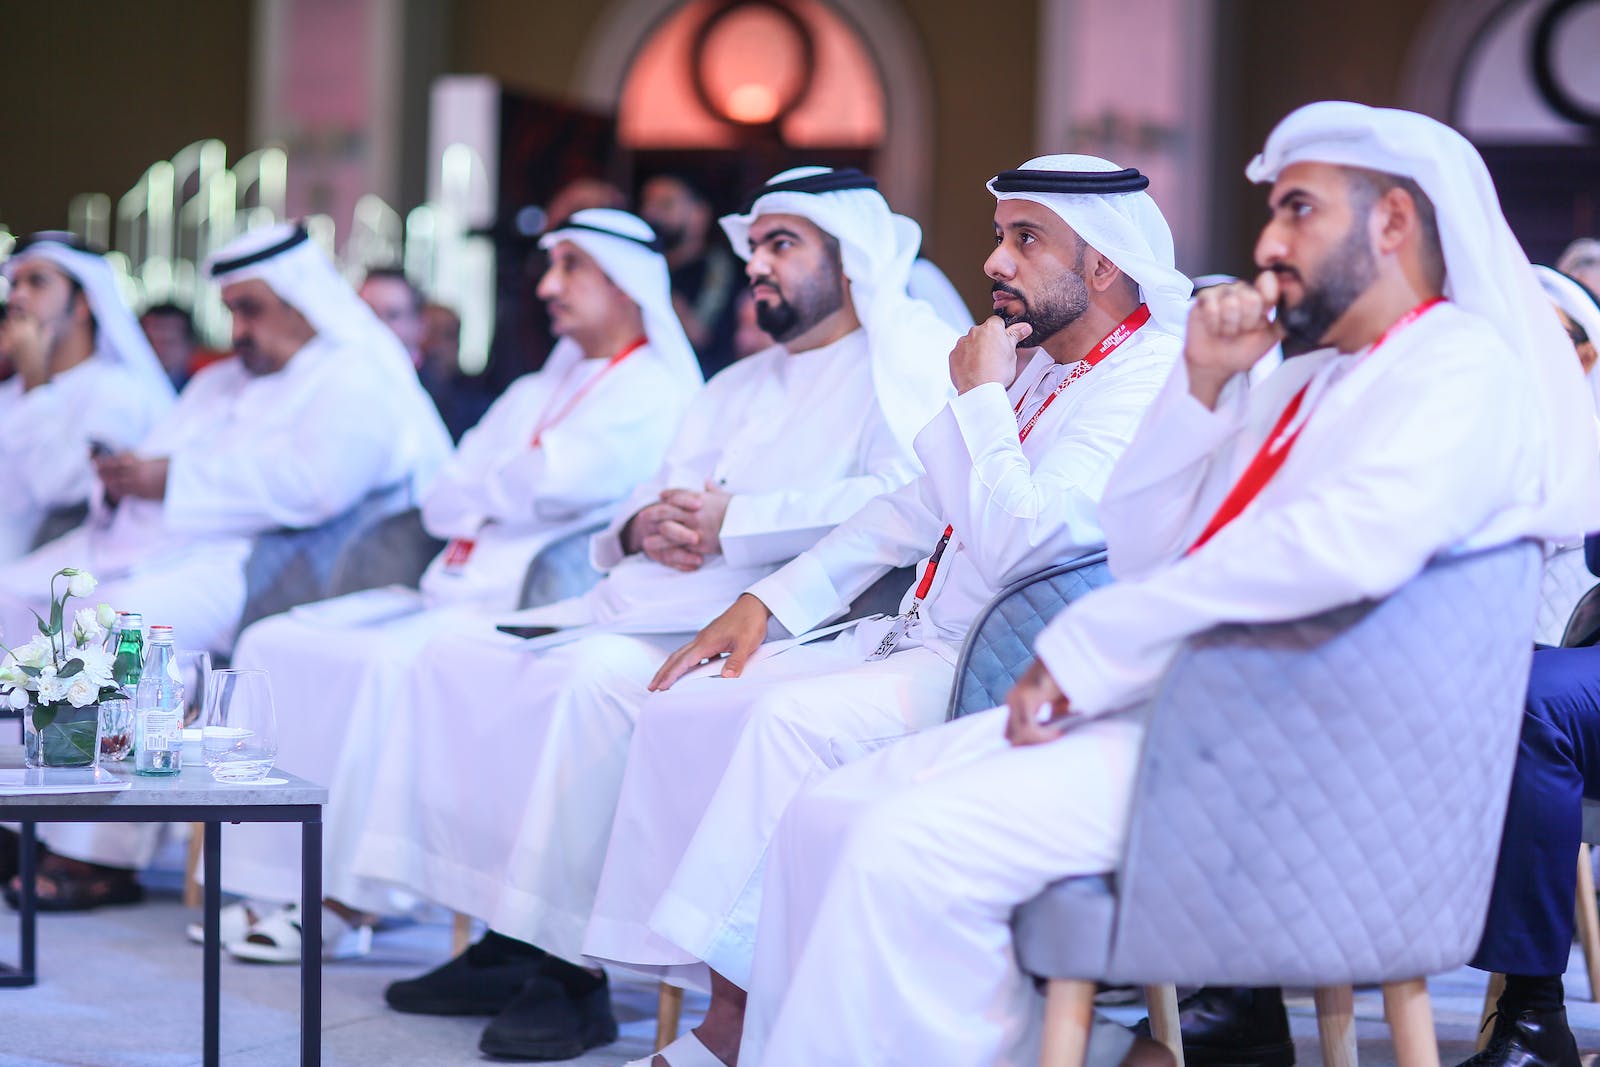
[73,607,104,644]
[73,647,115,688]
[35,668,67,704]
[65,677,98,708]
[14,636,52,669]
[66,571,97,598]
[97,604,118,629]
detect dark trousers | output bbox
[1473,646,1600,975]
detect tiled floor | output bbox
[1,886,1597,1066]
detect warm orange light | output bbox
[724,83,781,124]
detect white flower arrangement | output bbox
[0,568,123,762]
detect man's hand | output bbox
[1,311,52,390]
[1185,272,1284,409]
[950,316,1033,394]
[650,593,771,691]
[623,499,704,571]
[94,454,169,504]
[657,481,731,556]
[1003,657,1073,746]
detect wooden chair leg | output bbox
[451,911,473,955]
[1314,985,1357,1067]
[655,982,684,1052]
[1576,843,1600,1000]
[182,820,204,908]
[1143,984,1185,1067]
[1383,978,1440,1067]
[1039,979,1096,1067]
[1477,972,1506,1051]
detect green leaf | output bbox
[49,598,63,638]
[32,703,58,730]
[19,664,41,678]
[33,608,49,637]
[57,659,83,680]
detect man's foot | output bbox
[3,853,143,913]
[1456,1007,1581,1067]
[385,932,551,1016]
[0,828,18,885]
[1133,986,1294,1067]
[477,971,618,1061]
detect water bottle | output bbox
[134,625,184,776]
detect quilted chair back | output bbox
[517,522,607,608]
[946,553,1114,720]
[236,483,411,636]
[327,508,446,598]
[1097,541,1539,986]
[1536,543,1598,646]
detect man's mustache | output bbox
[991,282,1025,301]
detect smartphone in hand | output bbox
[89,439,115,458]
[496,624,563,640]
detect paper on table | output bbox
[0,765,133,796]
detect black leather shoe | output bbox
[1134,986,1295,1067]
[385,938,550,1016]
[478,973,618,1061]
[0,828,17,886]
[1454,1007,1581,1067]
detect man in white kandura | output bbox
[0,233,174,561]
[0,222,451,912]
[349,167,958,1061]
[740,102,1600,1067]
[208,209,703,962]
[583,155,1192,1067]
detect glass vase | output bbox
[23,702,104,769]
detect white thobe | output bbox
[582,329,1180,991]
[216,347,689,906]
[340,330,936,949]
[0,338,448,869]
[743,303,1550,1067]
[0,353,170,561]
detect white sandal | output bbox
[622,1030,726,1067]
[224,903,373,963]
[184,900,259,946]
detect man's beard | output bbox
[752,265,845,343]
[1276,223,1377,353]
[992,269,1089,349]
[650,222,686,255]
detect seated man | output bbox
[0,233,174,561]
[583,154,1193,1067]
[0,222,451,911]
[318,168,958,1060]
[1455,269,1600,1067]
[214,209,702,961]
[737,102,1598,1067]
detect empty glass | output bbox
[177,650,213,728]
[201,669,278,783]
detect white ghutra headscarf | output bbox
[719,166,957,452]
[1246,100,1600,542]
[985,154,1193,340]
[2,232,176,410]
[204,222,453,491]
[536,208,703,405]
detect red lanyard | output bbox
[1187,297,1444,554]
[913,304,1151,602]
[529,336,647,447]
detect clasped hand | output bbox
[1003,657,1073,747]
[625,480,731,572]
[94,453,169,504]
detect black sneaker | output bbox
[1455,1007,1581,1067]
[1134,986,1295,1067]
[384,936,550,1016]
[478,973,619,1061]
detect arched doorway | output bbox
[572,0,932,220]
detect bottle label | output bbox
[141,710,182,750]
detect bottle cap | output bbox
[148,625,175,644]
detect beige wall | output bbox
[0,1,253,237]
[446,0,1042,313]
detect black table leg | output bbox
[204,821,221,1067]
[301,815,321,1067]
[0,822,38,987]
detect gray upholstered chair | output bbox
[1537,544,1598,647]
[234,484,412,640]
[516,522,609,609]
[1009,541,1541,1067]
[326,507,446,597]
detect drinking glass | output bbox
[201,669,278,783]
[177,650,213,728]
